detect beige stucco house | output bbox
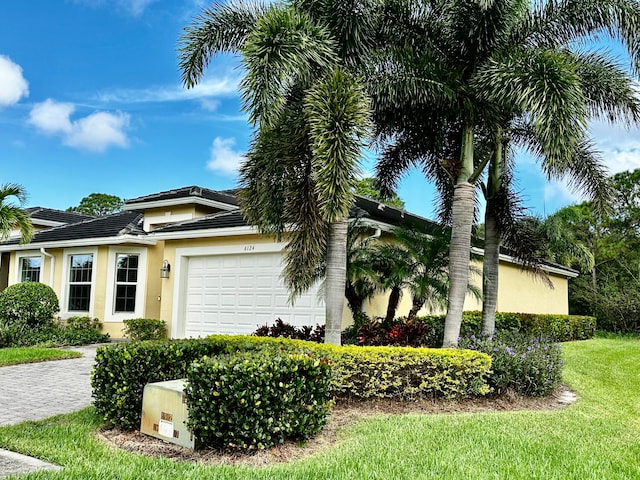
[0,186,577,338]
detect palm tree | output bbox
[0,183,33,244]
[180,3,373,344]
[479,39,640,334]
[372,0,640,345]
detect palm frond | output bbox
[178,0,268,88]
[305,68,371,223]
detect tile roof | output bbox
[0,212,145,246]
[124,186,239,208]
[151,195,439,233]
[26,207,94,224]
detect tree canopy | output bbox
[68,193,123,217]
[0,183,33,244]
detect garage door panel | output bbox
[183,251,325,338]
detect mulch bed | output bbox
[96,386,577,467]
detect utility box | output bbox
[140,379,196,449]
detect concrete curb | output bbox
[0,448,61,478]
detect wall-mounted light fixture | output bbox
[160,260,171,279]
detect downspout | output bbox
[40,248,55,287]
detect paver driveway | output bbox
[0,345,98,426]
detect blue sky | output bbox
[1,1,639,220]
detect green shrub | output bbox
[92,335,491,430]
[324,344,491,399]
[0,282,59,328]
[122,318,167,341]
[368,312,595,346]
[186,352,332,450]
[59,316,110,346]
[253,318,325,342]
[458,332,564,396]
[0,316,109,348]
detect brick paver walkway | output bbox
[0,345,100,478]
[0,345,98,426]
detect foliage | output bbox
[67,193,123,216]
[186,351,332,450]
[122,318,167,342]
[0,183,33,243]
[0,282,59,328]
[327,344,491,399]
[253,318,324,342]
[540,168,640,334]
[352,311,595,348]
[92,335,491,429]
[458,332,563,396]
[0,316,109,348]
[354,177,405,209]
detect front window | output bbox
[68,254,93,311]
[114,254,138,313]
[20,256,41,282]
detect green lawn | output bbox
[0,338,638,479]
[0,347,81,366]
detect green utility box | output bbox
[140,379,196,449]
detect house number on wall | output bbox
[244,245,255,252]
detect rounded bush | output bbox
[0,282,59,328]
[122,318,167,341]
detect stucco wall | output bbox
[361,260,569,319]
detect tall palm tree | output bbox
[372,0,640,345]
[479,44,640,334]
[0,183,33,244]
[180,2,373,344]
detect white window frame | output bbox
[104,247,147,323]
[15,251,44,284]
[60,247,97,318]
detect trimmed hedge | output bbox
[91,335,491,430]
[186,352,332,449]
[351,311,596,347]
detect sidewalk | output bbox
[0,344,100,478]
[0,345,97,426]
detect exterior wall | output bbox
[361,260,569,320]
[5,244,165,339]
[495,263,569,314]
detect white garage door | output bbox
[183,252,325,337]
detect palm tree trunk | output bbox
[325,219,348,345]
[407,298,425,321]
[443,121,476,347]
[482,207,500,334]
[345,283,363,314]
[482,133,503,334]
[385,286,401,323]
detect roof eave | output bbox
[123,197,239,212]
[0,235,157,252]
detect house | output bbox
[0,186,577,338]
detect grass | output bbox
[0,337,638,479]
[0,347,81,366]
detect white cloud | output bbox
[29,99,130,153]
[73,0,157,16]
[124,0,157,16]
[589,120,640,175]
[544,180,584,206]
[65,111,130,152]
[0,55,29,107]
[95,76,240,105]
[29,99,74,134]
[207,137,245,175]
